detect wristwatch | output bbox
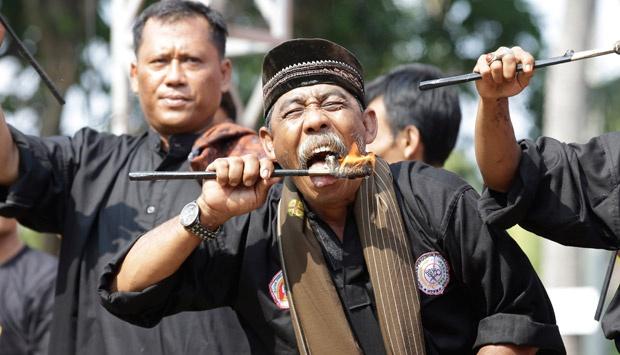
[179,201,221,241]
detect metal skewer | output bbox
[0,14,65,105]
[419,41,620,91]
[594,251,618,321]
[129,169,341,181]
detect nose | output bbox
[165,60,186,86]
[302,106,330,134]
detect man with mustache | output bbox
[100,39,564,354]
[0,1,259,354]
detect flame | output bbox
[339,142,376,170]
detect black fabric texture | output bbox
[100,160,564,354]
[0,247,56,355]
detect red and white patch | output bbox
[269,270,289,309]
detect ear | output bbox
[219,58,232,93]
[259,127,277,160]
[129,62,139,94]
[362,107,378,144]
[402,125,423,160]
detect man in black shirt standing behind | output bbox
[0,2,255,354]
[0,216,56,355]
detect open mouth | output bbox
[304,147,340,170]
[298,132,348,173]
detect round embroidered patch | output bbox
[415,251,450,295]
[287,199,304,219]
[269,270,289,309]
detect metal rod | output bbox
[0,14,65,105]
[595,251,617,321]
[129,169,335,181]
[419,41,620,91]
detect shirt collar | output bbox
[147,128,200,160]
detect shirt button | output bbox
[146,206,156,214]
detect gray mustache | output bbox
[297,132,348,169]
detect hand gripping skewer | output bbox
[419,41,620,91]
[129,156,373,181]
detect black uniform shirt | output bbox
[477,133,620,348]
[0,126,250,355]
[307,208,386,355]
[0,246,56,355]
[100,161,566,355]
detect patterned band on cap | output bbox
[263,60,364,108]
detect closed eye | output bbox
[283,108,303,119]
[322,101,345,111]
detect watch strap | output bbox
[187,222,222,242]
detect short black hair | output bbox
[132,0,228,57]
[365,63,461,166]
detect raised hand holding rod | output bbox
[419,41,620,91]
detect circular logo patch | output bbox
[269,270,289,309]
[415,251,450,296]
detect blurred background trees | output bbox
[0,0,543,138]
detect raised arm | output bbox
[0,25,20,186]
[114,155,279,292]
[473,47,535,192]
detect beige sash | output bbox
[277,158,426,354]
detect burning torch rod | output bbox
[129,169,343,181]
[0,14,65,105]
[130,157,373,181]
[419,41,620,91]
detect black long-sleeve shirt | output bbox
[478,133,620,349]
[100,161,565,354]
[0,126,251,355]
[0,246,56,355]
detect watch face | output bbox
[180,202,199,227]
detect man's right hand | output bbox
[196,154,281,229]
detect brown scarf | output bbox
[277,158,426,355]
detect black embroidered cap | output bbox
[262,38,365,116]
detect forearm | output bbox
[114,216,202,292]
[475,97,521,192]
[478,345,537,355]
[0,109,19,185]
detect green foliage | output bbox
[289,0,543,81]
[593,78,620,133]
[444,148,481,191]
[292,0,408,80]
[507,225,541,273]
